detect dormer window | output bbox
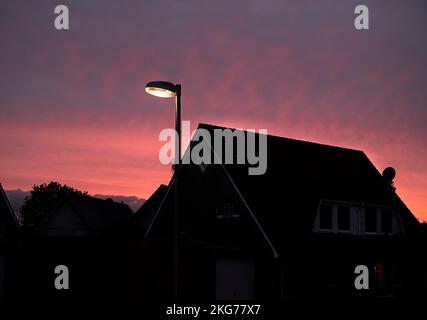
[317,202,353,233]
[313,200,404,237]
[362,207,397,235]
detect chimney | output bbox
[382,167,396,191]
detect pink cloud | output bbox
[0,0,426,219]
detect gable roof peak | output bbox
[196,122,364,154]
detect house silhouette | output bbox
[1,192,132,302]
[37,191,132,237]
[131,123,425,301]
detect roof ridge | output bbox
[197,122,364,154]
[64,191,128,206]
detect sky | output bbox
[0,0,426,220]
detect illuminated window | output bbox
[373,263,385,288]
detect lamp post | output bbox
[145,81,182,300]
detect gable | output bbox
[40,203,89,236]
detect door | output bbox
[215,258,255,300]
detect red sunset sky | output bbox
[0,0,426,220]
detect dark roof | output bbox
[0,183,21,237]
[140,123,420,253]
[196,122,417,204]
[132,184,170,236]
[41,192,133,235]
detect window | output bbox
[216,202,239,219]
[365,207,377,233]
[316,202,352,233]
[373,263,385,288]
[381,209,392,234]
[313,201,402,237]
[337,205,350,231]
[319,203,333,230]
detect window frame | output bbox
[216,201,240,219]
[315,200,357,234]
[337,204,351,232]
[318,202,334,231]
[363,206,379,234]
[313,200,403,237]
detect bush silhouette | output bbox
[20,181,87,228]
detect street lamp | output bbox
[145,81,182,163]
[145,80,182,300]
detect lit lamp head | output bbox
[145,81,179,98]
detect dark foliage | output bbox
[19,181,87,228]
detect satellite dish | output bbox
[382,167,396,183]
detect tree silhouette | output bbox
[20,181,87,228]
